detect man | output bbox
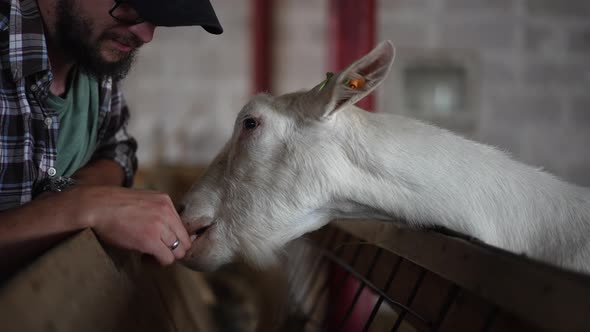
[0,0,223,273]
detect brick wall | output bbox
[122,0,250,165]
[123,0,590,186]
[377,0,590,185]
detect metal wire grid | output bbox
[289,226,538,332]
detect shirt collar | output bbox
[1,0,49,81]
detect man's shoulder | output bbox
[0,1,9,71]
[0,0,10,39]
[0,0,10,22]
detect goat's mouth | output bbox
[192,223,214,238]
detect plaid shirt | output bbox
[0,0,138,210]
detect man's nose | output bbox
[128,22,156,44]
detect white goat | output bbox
[180,41,590,273]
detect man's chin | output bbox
[100,47,132,63]
[77,48,137,81]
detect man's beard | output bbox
[55,0,142,81]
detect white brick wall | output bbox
[122,0,250,165]
[377,0,590,185]
[123,0,590,186]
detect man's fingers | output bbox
[153,193,191,251]
[151,241,176,266]
[167,216,192,252]
[160,224,186,260]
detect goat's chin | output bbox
[182,236,235,272]
[180,258,214,272]
[181,250,232,272]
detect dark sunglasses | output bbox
[109,0,145,25]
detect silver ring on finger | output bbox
[169,238,180,251]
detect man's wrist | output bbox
[33,176,77,198]
[72,160,125,187]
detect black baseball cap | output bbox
[127,0,223,34]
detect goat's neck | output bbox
[334,107,590,255]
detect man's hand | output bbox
[73,160,192,264]
[0,158,192,271]
[64,185,192,265]
[0,185,192,272]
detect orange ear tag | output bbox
[347,77,366,89]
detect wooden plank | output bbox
[0,229,214,332]
[332,220,590,332]
[437,290,494,332]
[147,261,217,332]
[0,229,163,331]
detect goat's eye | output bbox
[243,117,258,130]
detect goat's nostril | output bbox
[176,203,186,215]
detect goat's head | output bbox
[180,41,395,271]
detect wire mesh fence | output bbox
[288,225,543,332]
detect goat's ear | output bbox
[307,40,395,119]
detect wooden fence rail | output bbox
[2,220,590,332]
[294,220,590,332]
[0,229,216,332]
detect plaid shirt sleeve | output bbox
[92,79,138,187]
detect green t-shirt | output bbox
[46,68,100,177]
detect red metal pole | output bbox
[327,1,377,331]
[328,0,376,111]
[252,0,273,95]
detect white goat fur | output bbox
[181,41,590,273]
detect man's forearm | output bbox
[0,160,125,275]
[73,159,126,186]
[0,190,90,275]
